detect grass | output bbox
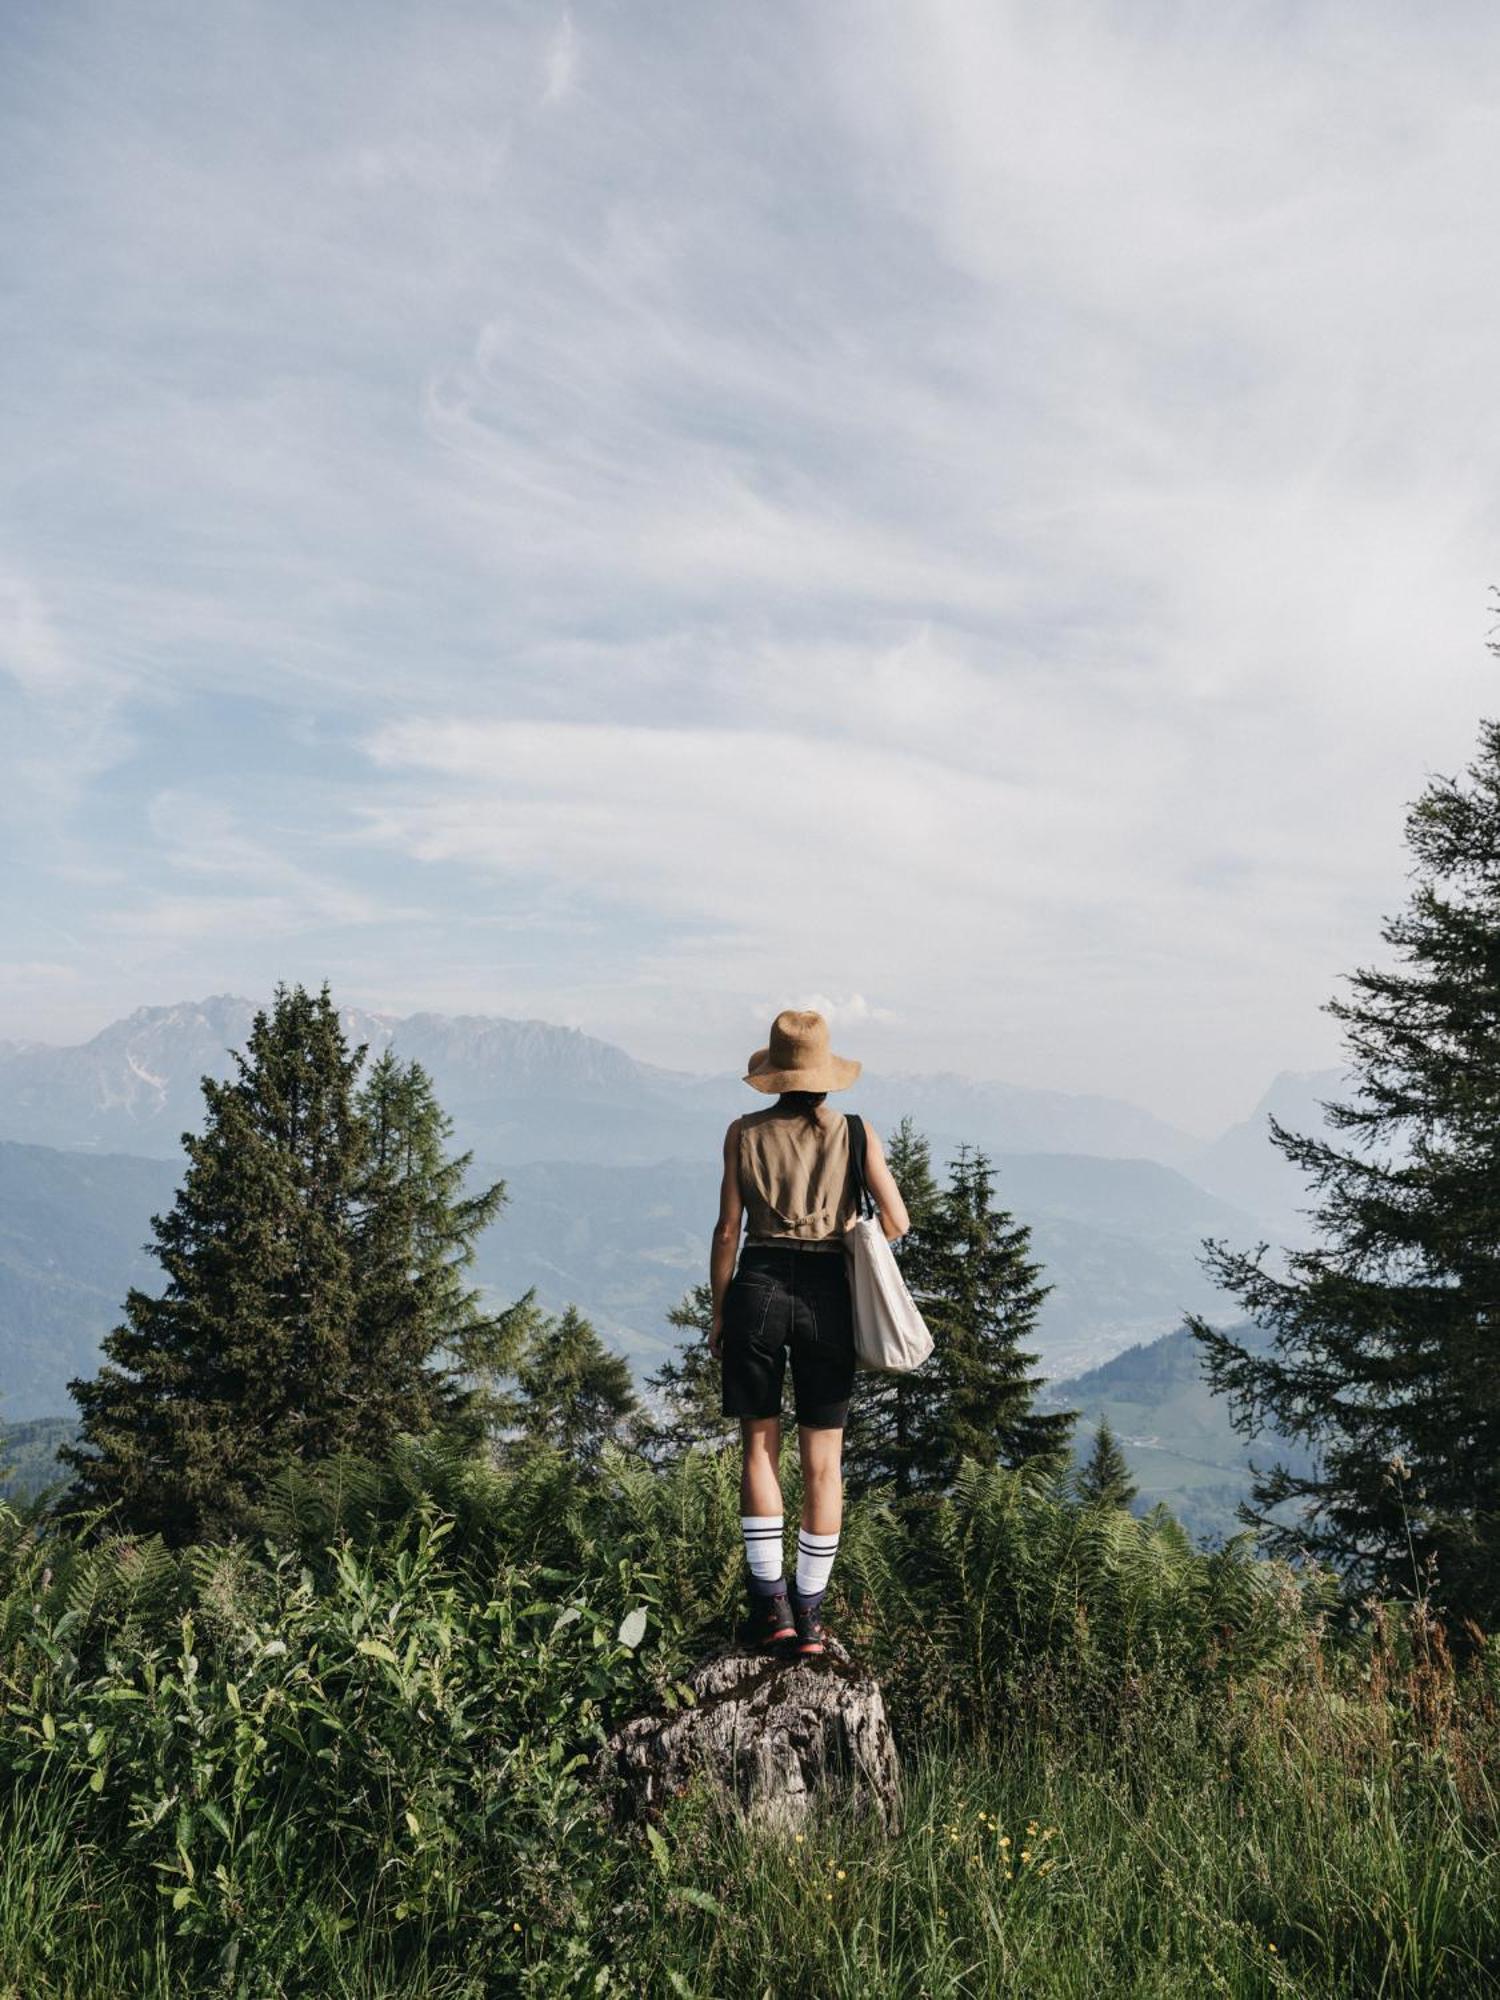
[4,1687,1496,1998]
[2,1445,1498,1997]
[606,1696,1500,2000]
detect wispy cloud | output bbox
[0,572,74,694]
[542,9,578,107]
[1,2,1497,1119]
[0,960,79,1008]
[99,788,426,940]
[766,994,897,1031]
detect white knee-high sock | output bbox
[796,1527,840,1605]
[741,1514,786,1595]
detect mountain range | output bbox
[0,995,1324,1192]
[0,996,1350,1530]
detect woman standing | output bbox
[709,1009,910,1655]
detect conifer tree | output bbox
[506,1299,640,1465]
[64,984,367,1541]
[1190,713,1500,1625]
[353,1051,508,1447]
[1075,1417,1138,1509]
[452,1292,540,1447]
[62,985,506,1542]
[911,1147,1076,1489]
[844,1118,944,1496]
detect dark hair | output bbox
[780,1089,827,1128]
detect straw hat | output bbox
[744,1009,861,1094]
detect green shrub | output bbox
[0,1484,667,1993]
[0,1442,1495,1997]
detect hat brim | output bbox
[743,1052,862,1094]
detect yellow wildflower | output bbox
[836,1869,847,1881]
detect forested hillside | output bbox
[1042,1322,1318,1546]
[0,1137,1260,1417]
[0,1144,179,1419]
[0,1415,74,1503]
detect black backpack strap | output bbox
[845,1113,876,1219]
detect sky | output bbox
[1,1,1497,1134]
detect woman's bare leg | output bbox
[797,1424,844,1537]
[740,1416,782,1516]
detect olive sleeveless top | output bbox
[738,1105,856,1250]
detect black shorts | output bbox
[720,1243,857,1430]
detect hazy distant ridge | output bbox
[1187,1067,1350,1236]
[0,996,1206,1168]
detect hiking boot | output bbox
[747,1585,796,1650]
[791,1589,826,1657]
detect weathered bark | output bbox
[602,1639,900,1833]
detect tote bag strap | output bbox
[844,1113,877,1220]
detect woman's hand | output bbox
[708,1314,724,1360]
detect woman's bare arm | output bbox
[708,1118,743,1357]
[862,1122,910,1242]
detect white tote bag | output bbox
[844,1115,934,1374]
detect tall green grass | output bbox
[2,1441,1496,1997]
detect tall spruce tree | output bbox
[62,984,504,1542]
[64,985,367,1541]
[353,1051,508,1447]
[1075,1418,1138,1509]
[911,1147,1076,1488]
[1190,715,1500,1625]
[844,1118,944,1496]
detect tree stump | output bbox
[602,1638,900,1833]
